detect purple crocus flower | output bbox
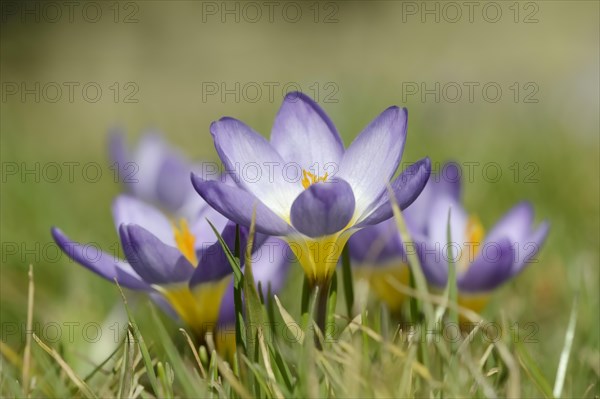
[109,129,206,218]
[349,162,550,311]
[191,92,431,286]
[51,194,290,339]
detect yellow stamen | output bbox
[301,169,328,189]
[173,219,198,266]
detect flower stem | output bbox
[314,278,331,350]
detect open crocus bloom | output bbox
[110,130,206,218]
[349,162,550,313]
[51,195,289,340]
[192,92,431,286]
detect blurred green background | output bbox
[1,1,598,393]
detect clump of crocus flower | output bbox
[52,134,290,352]
[349,162,550,313]
[191,92,431,329]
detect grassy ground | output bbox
[1,1,598,397]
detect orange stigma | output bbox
[173,219,198,266]
[301,169,328,189]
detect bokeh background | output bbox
[1,1,598,393]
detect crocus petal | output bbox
[217,281,236,327]
[290,179,355,238]
[129,133,168,200]
[412,234,449,287]
[427,194,468,249]
[338,107,408,215]
[510,220,550,276]
[189,204,230,249]
[434,162,462,201]
[108,129,129,175]
[51,227,150,290]
[112,195,176,246]
[119,224,194,285]
[355,157,431,228]
[457,238,515,292]
[250,236,292,294]
[155,152,195,211]
[402,161,461,235]
[485,202,534,244]
[270,91,344,170]
[210,117,302,217]
[218,237,292,326]
[348,218,406,264]
[189,222,248,287]
[191,174,293,236]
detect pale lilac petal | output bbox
[210,117,302,217]
[427,194,468,249]
[189,204,230,249]
[348,218,406,264]
[217,281,236,327]
[250,236,292,294]
[510,220,550,276]
[191,174,293,236]
[413,234,449,287]
[338,107,408,215]
[129,133,168,200]
[155,152,195,211]
[485,202,534,244]
[290,179,355,238]
[270,92,344,170]
[457,238,515,292]
[119,224,194,285]
[51,227,150,290]
[218,237,292,326]
[355,157,431,227]
[403,161,460,235]
[112,195,176,246]
[189,222,247,287]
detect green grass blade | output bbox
[341,244,354,318]
[553,294,579,398]
[114,282,160,396]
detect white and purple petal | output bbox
[119,224,194,285]
[218,237,291,326]
[348,218,406,264]
[355,157,431,228]
[189,222,248,287]
[485,202,535,245]
[427,194,469,250]
[270,91,344,170]
[51,227,150,290]
[210,117,302,217]
[290,179,355,238]
[338,107,408,215]
[510,220,550,276]
[457,238,515,292]
[112,195,176,247]
[191,174,293,236]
